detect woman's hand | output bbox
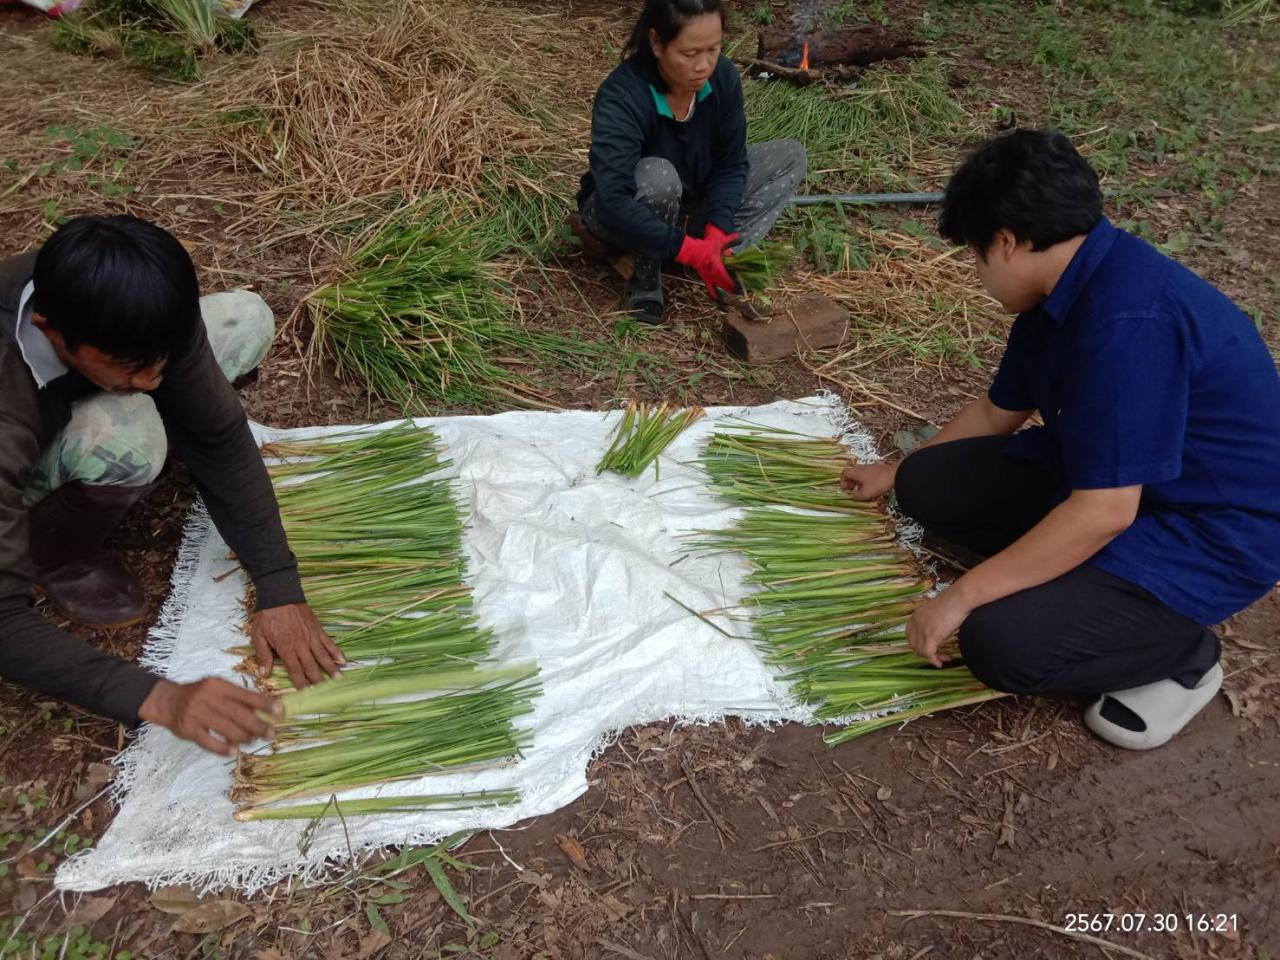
[703,223,736,253]
[676,230,738,299]
[906,590,971,668]
[841,460,898,501]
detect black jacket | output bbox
[578,56,749,260]
[0,253,303,725]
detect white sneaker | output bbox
[1084,662,1223,751]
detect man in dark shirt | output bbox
[842,130,1280,750]
[1,215,344,754]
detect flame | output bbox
[799,41,810,72]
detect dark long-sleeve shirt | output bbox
[577,56,749,261]
[0,252,304,725]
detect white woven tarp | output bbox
[56,396,892,893]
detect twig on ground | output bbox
[679,757,738,848]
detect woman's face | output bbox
[651,13,722,96]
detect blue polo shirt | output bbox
[988,218,1280,625]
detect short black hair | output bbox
[32,214,200,368]
[938,129,1103,255]
[624,0,725,91]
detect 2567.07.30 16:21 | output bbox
[1063,913,1240,934]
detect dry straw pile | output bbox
[204,0,589,213]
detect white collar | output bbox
[14,281,69,389]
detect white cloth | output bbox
[56,396,894,893]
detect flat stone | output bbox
[723,293,849,363]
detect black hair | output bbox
[624,0,725,90]
[938,129,1103,256]
[32,214,199,369]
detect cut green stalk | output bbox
[597,402,704,479]
[234,790,519,822]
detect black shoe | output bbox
[622,257,664,325]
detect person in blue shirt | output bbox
[576,0,806,324]
[842,129,1280,750]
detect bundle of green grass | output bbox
[727,241,794,298]
[597,402,704,479]
[52,0,255,81]
[306,200,655,411]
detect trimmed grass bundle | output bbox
[234,670,538,808]
[597,402,704,479]
[305,203,520,409]
[691,424,1002,742]
[234,423,539,820]
[726,242,794,297]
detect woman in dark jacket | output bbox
[578,0,806,323]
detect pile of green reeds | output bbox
[306,204,520,409]
[691,424,1002,742]
[726,242,794,297]
[233,423,538,820]
[305,200,660,411]
[597,402,704,479]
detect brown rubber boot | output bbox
[28,481,155,629]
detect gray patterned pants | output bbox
[582,139,807,255]
[24,290,275,503]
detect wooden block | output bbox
[722,293,849,363]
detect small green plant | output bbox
[26,124,137,202]
[0,920,132,960]
[750,2,773,24]
[367,837,481,926]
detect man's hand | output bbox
[250,602,344,689]
[138,677,281,756]
[906,589,972,668]
[841,460,898,501]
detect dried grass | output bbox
[191,0,591,215]
[778,229,1009,413]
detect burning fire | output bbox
[799,40,810,72]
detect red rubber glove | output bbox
[675,229,739,300]
[703,223,737,251]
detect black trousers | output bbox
[895,437,1220,697]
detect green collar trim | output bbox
[650,80,714,119]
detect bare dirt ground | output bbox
[1,0,1277,956]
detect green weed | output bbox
[744,57,974,191]
[824,0,888,26]
[0,921,132,960]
